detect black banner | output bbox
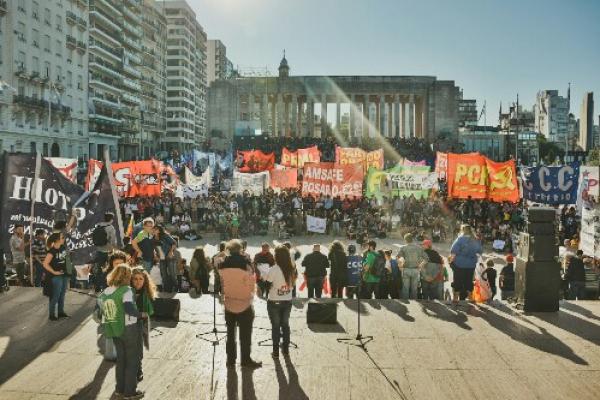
[0,153,121,265]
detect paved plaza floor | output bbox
[1,236,599,399]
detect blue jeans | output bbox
[267,301,292,354]
[401,268,420,300]
[141,260,153,273]
[569,281,586,300]
[159,259,177,292]
[34,261,44,287]
[49,275,68,317]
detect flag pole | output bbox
[29,152,42,286]
[103,149,124,247]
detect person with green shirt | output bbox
[362,240,382,299]
[99,264,148,400]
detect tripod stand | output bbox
[196,291,227,346]
[337,282,373,349]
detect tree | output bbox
[587,147,600,166]
[537,135,564,164]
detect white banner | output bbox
[46,157,78,182]
[577,166,600,212]
[176,166,211,198]
[387,172,438,191]
[581,203,600,259]
[232,171,269,195]
[306,215,327,234]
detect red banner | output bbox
[85,159,104,191]
[237,150,275,173]
[112,160,162,198]
[335,147,384,172]
[435,152,448,179]
[302,162,363,199]
[270,169,298,190]
[486,158,519,203]
[447,153,488,199]
[281,146,320,168]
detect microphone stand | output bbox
[196,290,227,346]
[337,280,373,349]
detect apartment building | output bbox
[0,0,89,159]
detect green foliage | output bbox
[587,147,600,166]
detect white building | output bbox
[163,0,207,152]
[534,90,570,146]
[0,0,89,159]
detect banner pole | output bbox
[29,153,42,287]
[103,150,125,247]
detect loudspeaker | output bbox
[307,302,337,324]
[515,257,560,312]
[518,232,558,262]
[525,222,556,235]
[153,298,181,322]
[527,207,556,223]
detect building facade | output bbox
[208,56,460,144]
[579,92,594,151]
[140,0,167,158]
[457,90,477,127]
[163,0,208,152]
[207,39,228,85]
[534,90,569,146]
[0,0,89,159]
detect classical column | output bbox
[362,94,369,139]
[284,97,290,136]
[248,93,254,122]
[393,95,400,137]
[308,99,315,137]
[291,95,298,137]
[401,99,406,138]
[374,95,381,136]
[261,93,268,132]
[271,96,276,136]
[336,100,341,135]
[415,95,423,138]
[408,94,415,138]
[387,97,393,138]
[349,94,356,138]
[321,94,327,137]
[276,93,284,137]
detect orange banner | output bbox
[270,169,298,190]
[237,150,275,173]
[335,147,384,173]
[112,160,162,198]
[281,146,320,168]
[302,162,363,199]
[447,153,488,199]
[486,158,519,203]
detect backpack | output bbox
[370,253,386,277]
[92,225,108,247]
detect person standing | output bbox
[449,224,482,302]
[420,240,444,300]
[385,250,402,299]
[42,233,69,321]
[190,246,212,294]
[131,267,156,383]
[93,212,118,292]
[132,218,157,273]
[565,250,586,300]
[254,243,275,298]
[219,240,262,369]
[153,225,177,292]
[31,229,47,287]
[265,245,297,358]
[99,264,147,400]
[346,245,363,299]
[499,255,515,300]
[328,240,348,298]
[301,244,329,298]
[362,240,382,299]
[397,233,428,300]
[484,259,498,300]
[10,224,26,285]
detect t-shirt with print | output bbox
[266,264,293,301]
[48,246,67,272]
[134,230,155,262]
[103,286,138,326]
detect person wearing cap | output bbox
[420,240,444,300]
[499,254,515,300]
[449,224,482,302]
[397,233,428,300]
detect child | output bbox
[99,264,147,400]
[484,259,497,300]
[130,267,156,383]
[499,255,515,300]
[101,251,128,362]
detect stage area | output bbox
[1,288,600,399]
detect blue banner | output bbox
[521,163,580,204]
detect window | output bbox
[17,22,26,42]
[18,51,26,69]
[43,35,50,52]
[67,71,73,87]
[32,56,39,73]
[56,66,62,82]
[18,0,26,13]
[44,61,51,78]
[77,75,82,90]
[56,40,62,57]
[44,8,51,26]
[32,1,39,19]
[32,29,40,47]
[56,15,62,32]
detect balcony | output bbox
[15,64,28,77]
[89,113,122,125]
[90,8,122,33]
[90,40,122,62]
[91,93,121,109]
[66,35,77,49]
[123,20,142,38]
[122,36,142,51]
[77,17,88,30]
[123,64,142,79]
[90,60,123,80]
[0,1,6,16]
[66,11,77,24]
[122,78,141,92]
[95,0,122,18]
[121,92,141,105]
[77,41,87,53]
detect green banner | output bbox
[366,165,432,199]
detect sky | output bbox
[186,0,600,125]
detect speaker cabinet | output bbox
[307,302,337,324]
[527,207,556,223]
[518,232,559,262]
[515,257,560,312]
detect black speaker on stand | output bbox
[515,207,561,312]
